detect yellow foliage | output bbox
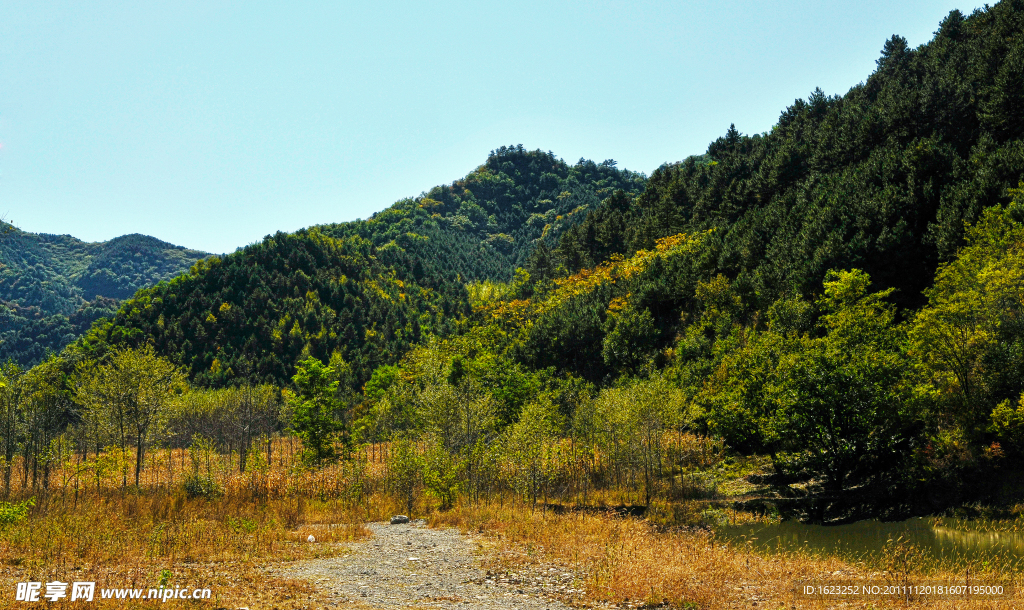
[606,295,630,316]
[485,232,706,327]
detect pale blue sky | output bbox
[1,1,984,253]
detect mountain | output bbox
[0,227,211,366]
[554,2,1024,313]
[72,148,648,388]
[416,2,1024,392]
[17,2,1024,509]
[61,0,1024,393]
[348,2,1024,508]
[321,146,646,282]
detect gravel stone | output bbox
[270,521,571,609]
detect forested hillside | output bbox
[552,4,1024,312]
[351,2,1024,515]
[75,149,647,388]
[322,146,646,281]
[0,227,209,366]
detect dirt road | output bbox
[271,520,577,609]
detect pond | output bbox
[717,517,1024,566]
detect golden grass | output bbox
[430,500,1024,609]
[4,490,1023,609]
[6,436,397,495]
[4,438,1024,609]
[0,489,379,609]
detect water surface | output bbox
[717,518,1024,565]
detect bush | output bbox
[0,498,34,527]
[181,474,222,500]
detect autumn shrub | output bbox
[0,497,33,527]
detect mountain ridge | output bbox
[0,225,212,366]
[70,147,648,388]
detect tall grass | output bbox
[3,435,1023,608]
[0,487,381,609]
[432,501,1023,609]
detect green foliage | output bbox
[60,148,645,393]
[602,306,658,372]
[552,4,1024,317]
[157,569,173,589]
[321,147,646,282]
[0,497,34,527]
[166,385,282,472]
[592,377,684,504]
[9,5,1024,518]
[700,326,797,458]
[422,439,463,510]
[776,270,917,490]
[911,190,1024,437]
[696,270,918,490]
[362,365,401,404]
[513,232,715,381]
[418,381,498,454]
[75,344,186,487]
[989,394,1024,452]
[0,228,208,367]
[181,473,223,500]
[386,435,423,515]
[75,229,457,389]
[0,361,25,494]
[501,397,562,505]
[290,356,347,467]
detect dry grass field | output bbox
[0,437,1020,609]
[432,502,1023,610]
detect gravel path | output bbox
[270,520,574,610]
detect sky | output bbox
[0,0,986,254]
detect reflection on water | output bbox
[717,518,1024,564]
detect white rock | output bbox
[307,535,316,543]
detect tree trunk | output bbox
[769,451,783,481]
[135,434,144,487]
[644,462,651,507]
[3,444,12,496]
[31,441,38,489]
[21,441,29,490]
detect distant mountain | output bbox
[0,226,211,366]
